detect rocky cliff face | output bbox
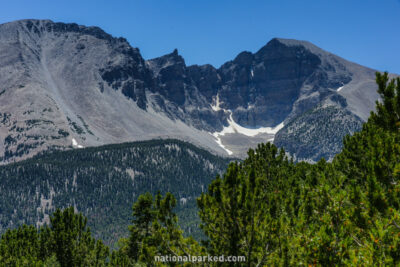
[218,39,322,127]
[0,19,382,162]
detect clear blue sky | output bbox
[1,0,400,73]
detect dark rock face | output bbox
[147,49,188,106]
[146,49,226,131]
[142,38,358,133]
[187,64,221,102]
[217,39,323,127]
[94,33,361,135]
[98,40,153,110]
[142,38,357,132]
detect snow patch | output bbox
[72,138,84,148]
[337,83,345,92]
[218,113,284,137]
[213,134,233,155]
[211,94,222,111]
[211,112,284,155]
[180,197,187,206]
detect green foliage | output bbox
[198,144,294,266]
[126,192,203,266]
[0,225,43,266]
[50,207,109,266]
[0,207,109,266]
[370,72,400,131]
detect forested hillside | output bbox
[0,139,231,246]
[1,72,400,266]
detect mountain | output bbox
[0,19,383,162]
[0,139,231,246]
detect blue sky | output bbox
[1,0,400,73]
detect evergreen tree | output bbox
[127,192,203,266]
[0,207,109,266]
[198,143,295,266]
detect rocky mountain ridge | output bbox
[0,19,383,161]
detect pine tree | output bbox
[127,192,202,266]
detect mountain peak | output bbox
[1,19,121,44]
[270,37,312,46]
[147,48,186,75]
[168,48,183,62]
[233,51,253,66]
[264,37,344,60]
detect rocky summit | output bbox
[0,19,383,162]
